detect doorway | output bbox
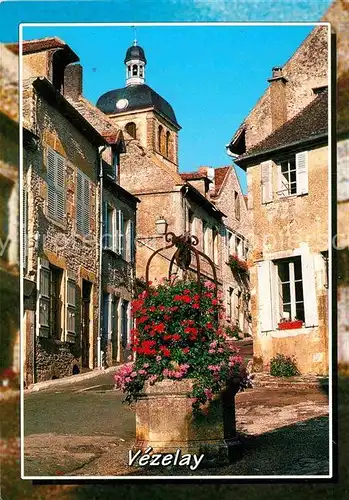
[121,300,130,362]
[81,280,92,369]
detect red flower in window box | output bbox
[278,320,303,330]
[228,254,248,274]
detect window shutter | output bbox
[129,219,135,263]
[103,202,108,249]
[76,171,83,233]
[83,176,90,235]
[257,260,274,331]
[66,273,76,339]
[261,160,273,204]
[56,154,65,220]
[113,209,118,252]
[301,252,318,327]
[277,163,287,198]
[47,149,56,219]
[118,210,124,257]
[296,151,308,195]
[36,258,50,337]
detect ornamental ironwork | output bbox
[145,231,218,298]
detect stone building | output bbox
[9,37,138,383]
[96,41,251,335]
[227,26,329,374]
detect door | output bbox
[81,280,92,368]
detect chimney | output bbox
[64,63,83,101]
[268,66,288,132]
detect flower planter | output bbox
[278,320,303,330]
[134,378,242,466]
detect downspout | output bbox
[97,145,107,369]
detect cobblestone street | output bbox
[20,369,330,477]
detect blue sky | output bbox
[1,1,332,192]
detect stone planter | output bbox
[134,378,242,466]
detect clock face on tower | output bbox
[116,98,129,110]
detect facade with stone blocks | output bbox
[12,38,139,384]
[228,25,329,374]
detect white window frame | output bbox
[103,204,125,257]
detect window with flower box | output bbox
[257,253,318,332]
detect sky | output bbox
[1,1,332,192]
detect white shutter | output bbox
[129,219,135,263]
[47,149,56,218]
[56,154,65,220]
[83,176,90,235]
[277,163,288,198]
[296,151,308,195]
[118,210,124,257]
[301,252,318,327]
[257,260,274,332]
[261,160,273,203]
[113,209,118,252]
[36,258,50,337]
[76,171,83,233]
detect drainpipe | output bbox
[97,145,107,369]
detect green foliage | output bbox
[115,278,245,412]
[270,353,300,377]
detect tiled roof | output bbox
[237,89,328,164]
[213,167,230,196]
[180,172,207,181]
[7,37,72,55]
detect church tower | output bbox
[96,40,181,170]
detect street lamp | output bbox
[155,216,168,235]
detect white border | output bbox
[19,21,332,481]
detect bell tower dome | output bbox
[124,40,147,86]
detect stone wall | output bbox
[23,80,101,382]
[247,145,328,374]
[241,26,328,150]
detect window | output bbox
[278,157,297,195]
[277,258,304,322]
[158,125,164,153]
[77,170,90,236]
[276,151,308,198]
[66,275,76,337]
[235,236,245,259]
[203,221,210,255]
[234,191,240,220]
[125,122,137,139]
[212,227,219,265]
[126,218,136,263]
[37,259,65,339]
[226,287,234,322]
[166,131,171,158]
[139,66,143,78]
[103,204,125,257]
[132,65,138,76]
[257,254,318,332]
[225,229,234,259]
[127,65,131,77]
[112,151,120,180]
[47,148,65,221]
